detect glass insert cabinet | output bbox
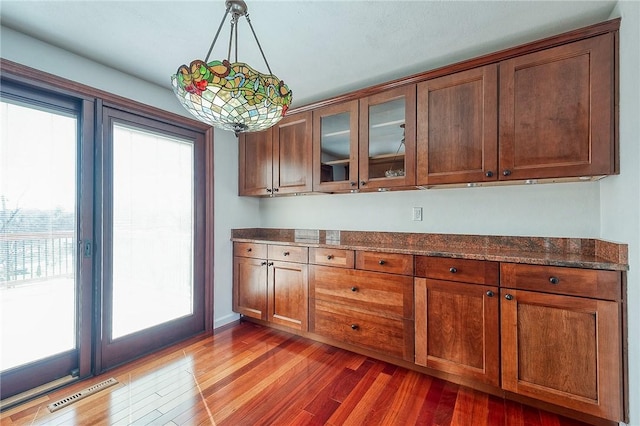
[313,86,416,192]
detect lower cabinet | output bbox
[414,256,500,386]
[232,242,626,424]
[500,287,623,421]
[414,278,500,386]
[309,256,415,362]
[233,242,309,331]
[233,256,268,320]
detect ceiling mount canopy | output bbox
[171,0,292,136]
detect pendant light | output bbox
[171,0,292,136]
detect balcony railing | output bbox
[0,231,75,285]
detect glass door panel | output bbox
[312,100,359,192]
[359,86,416,189]
[368,98,406,179]
[111,124,194,339]
[320,112,351,184]
[0,94,83,399]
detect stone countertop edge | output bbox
[230,229,629,271]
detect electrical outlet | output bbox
[412,207,423,221]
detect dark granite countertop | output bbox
[231,228,629,271]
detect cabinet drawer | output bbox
[311,299,413,361]
[234,242,267,259]
[501,263,621,301]
[415,256,499,285]
[356,251,413,275]
[309,247,355,268]
[310,265,413,319]
[267,244,308,263]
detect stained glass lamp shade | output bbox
[171,1,292,135]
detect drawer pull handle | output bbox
[283,251,290,256]
[350,324,359,330]
[351,286,358,292]
[549,276,560,285]
[449,267,457,273]
[505,294,513,301]
[327,255,334,260]
[486,290,494,297]
[378,260,386,265]
[261,261,267,266]
[247,248,252,252]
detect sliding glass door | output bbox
[99,107,206,371]
[0,68,210,401]
[0,83,94,398]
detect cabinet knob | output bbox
[350,324,359,330]
[502,169,512,177]
[378,259,386,265]
[449,267,457,273]
[485,171,494,178]
[283,251,290,256]
[273,188,279,192]
[247,248,252,252]
[504,294,513,301]
[486,290,494,297]
[360,180,367,186]
[267,262,274,266]
[261,261,267,266]
[549,276,560,285]
[351,286,358,292]
[350,181,357,187]
[266,188,272,193]
[327,254,334,260]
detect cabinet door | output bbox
[501,289,622,421]
[499,33,615,180]
[268,261,308,331]
[238,130,273,196]
[415,278,499,386]
[359,86,416,189]
[233,256,267,320]
[273,111,313,194]
[313,100,359,192]
[417,65,498,185]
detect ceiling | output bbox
[0,1,617,108]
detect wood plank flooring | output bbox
[1,322,592,426]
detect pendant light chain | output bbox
[245,13,274,76]
[205,5,231,63]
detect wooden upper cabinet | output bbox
[238,130,273,196]
[313,100,359,192]
[359,86,416,189]
[273,111,313,195]
[239,111,312,196]
[417,65,498,186]
[499,33,616,180]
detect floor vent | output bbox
[47,377,118,412]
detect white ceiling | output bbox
[0,1,617,108]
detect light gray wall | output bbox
[604,3,640,425]
[258,183,601,237]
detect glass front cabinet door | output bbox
[359,86,416,190]
[313,100,359,192]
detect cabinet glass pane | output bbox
[320,112,351,183]
[368,98,406,179]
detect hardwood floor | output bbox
[1,322,592,426]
